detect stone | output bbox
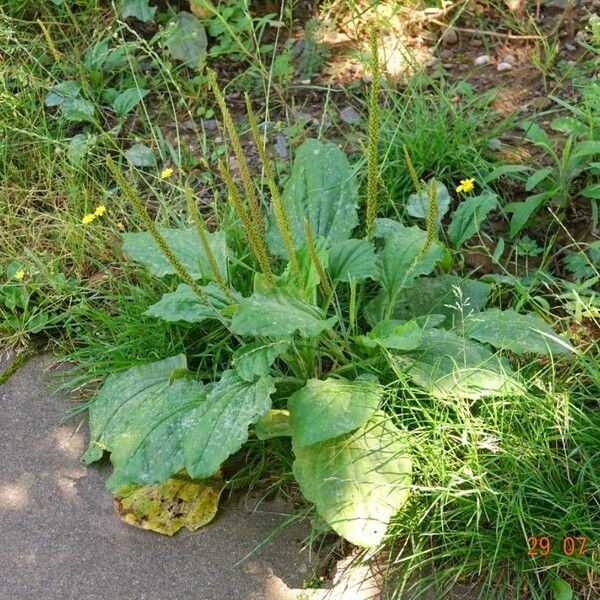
[274,132,288,159]
[474,54,491,66]
[202,118,218,132]
[292,39,305,57]
[575,30,590,42]
[442,27,459,45]
[340,106,362,125]
[497,62,513,72]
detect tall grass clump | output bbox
[377,72,513,215]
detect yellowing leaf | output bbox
[189,0,213,18]
[114,473,222,536]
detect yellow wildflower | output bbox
[15,270,25,281]
[160,167,174,179]
[82,213,96,225]
[117,222,125,231]
[456,178,476,194]
[94,205,107,217]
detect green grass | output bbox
[385,347,600,598]
[376,73,514,218]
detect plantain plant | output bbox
[82,59,574,548]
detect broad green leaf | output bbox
[376,275,492,326]
[61,98,95,123]
[230,287,337,338]
[288,378,383,447]
[125,143,156,167]
[280,239,328,299]
[82,355,188,465]
[375,222,444,300]
[406,180,451,226]
[45,81,80,107]
[522,121,553,152]
[588,162,600,174]
[506,193,549,238]
[1,285,30,311]
[358,319,422,351]
[563,241,600,280]
[397,329,523,399]
[293,412,412,547]
[113,474,221,535]
[463,308,573,354]
[231,340,289,382]
[144,283,234,323]
[122,227,227,280]
[580,184,600,199]
[165,12,208,69]
[550,116,588,136]
[255,409,291,440]
[181,371,274,480]
[525,167,554,191]
[92,364,274,489]
[448,192,498,247]
[483,164,530,183]
[24,311,50,333]
[112,87,149,118]
[572,140,600,158]
[83,40,132,72]
[550,577,573,600]
[372,217,403,238]
[103,45,131,71]
[266,139,359,257]
[328,239,378,282]
[121,0,157,22]
[100,87,120,105]
[67,133,97,165]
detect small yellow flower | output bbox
[82,213,96,225]
[456,178,476,194]
[94,205,107,217]
[117,222,125,231]
[14,270,25,281]
[160,167,174,179]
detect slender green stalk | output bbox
[217,159,274,284]
[403,143,421,195]
[348,279,357,336]
[417,178,438,260]
[36,19,61,64]
[365,32,381,239]
[303,219,332,297]
[207,70,264,235]
[245,93,301,287]
[106,157,209,302]
[184,182,232,300]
